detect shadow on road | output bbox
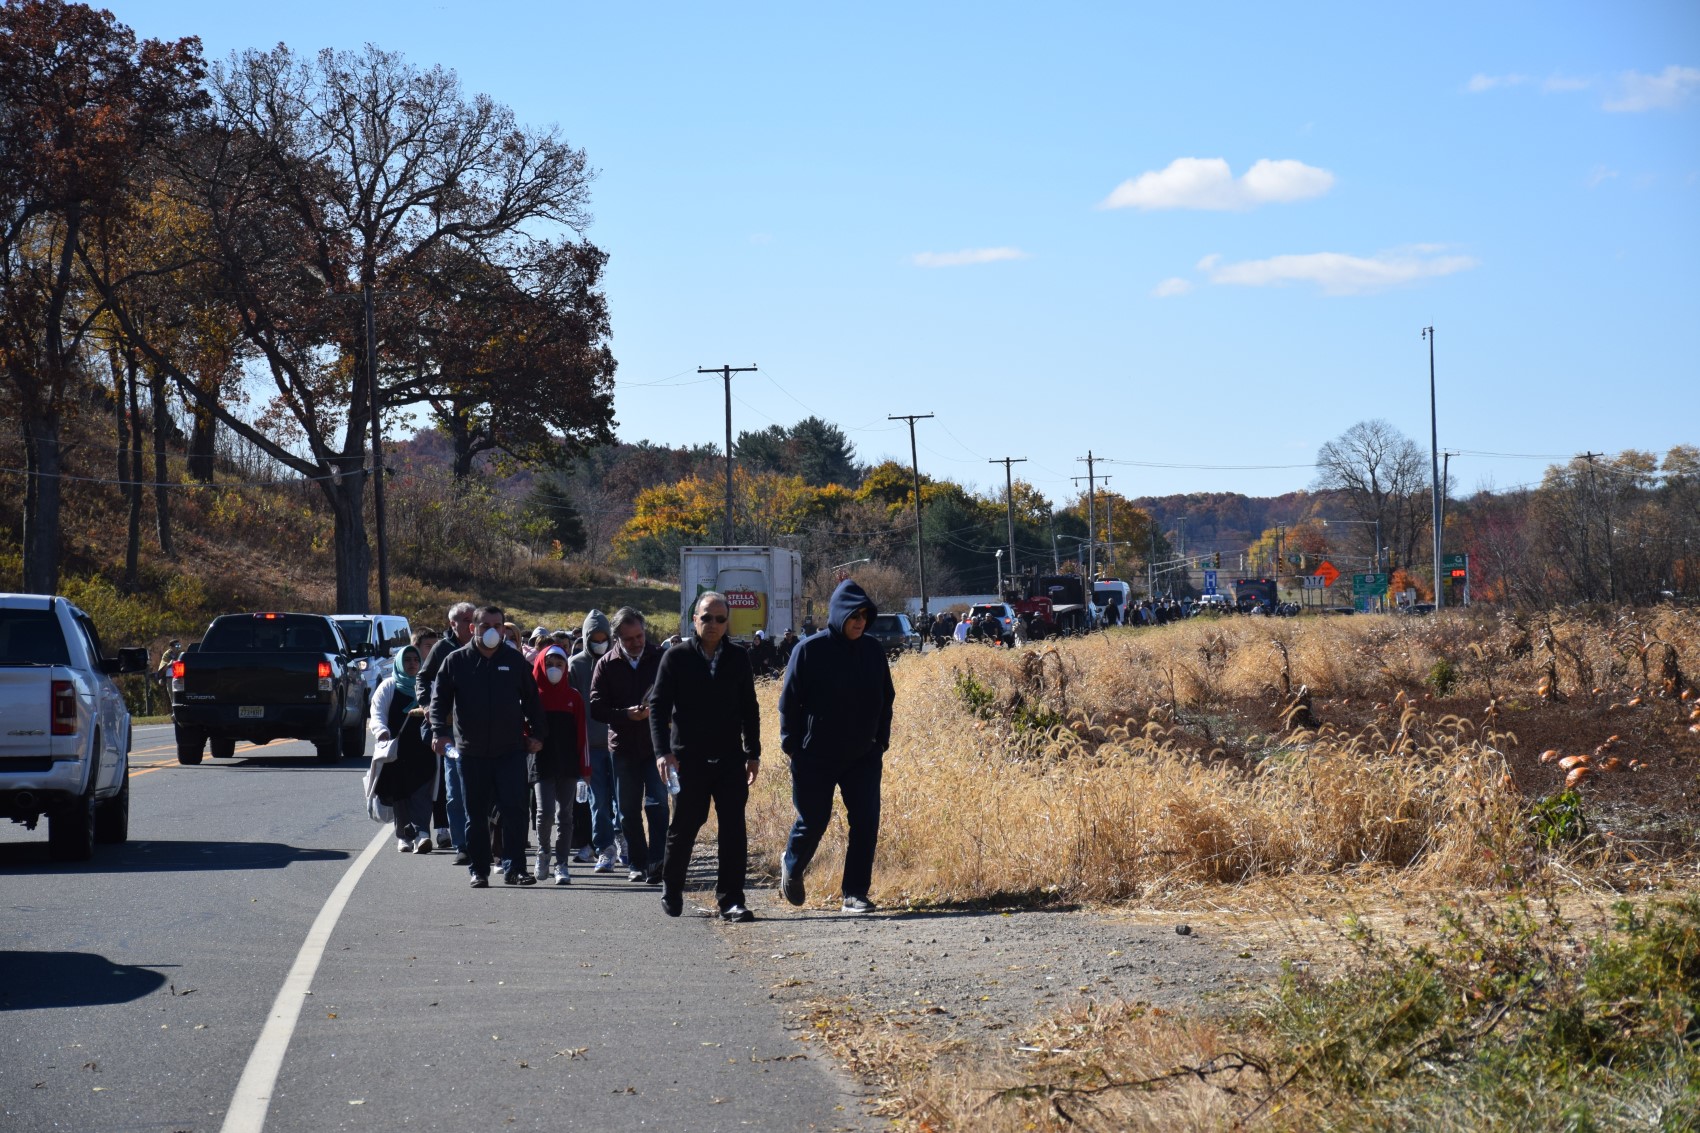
[217,756,368,772]
[0,951,171,1010]
[0,839,351,872]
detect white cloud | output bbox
[910,247,1029,268]
[1543,74,1592,93]
[1604,65,1700,112]
[1587,164,1619,188]
[1099,157,1334,211]
[1151,277,1192,298]
[1202,247,1478,296]
[1467,72,1528,92]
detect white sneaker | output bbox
[536,852,552,877]
[553,864,572,886]
[396,837,413,853]
[594,852,616,873]
[574,845,595,863]
[413,835,433,854]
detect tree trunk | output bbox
[149,365,174,557]
[21,415,63,594]
[322,462,372,614]
[124,351,144,592]
[187,400,217,482]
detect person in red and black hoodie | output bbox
[530,644,589,885]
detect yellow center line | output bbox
[127,740,264,777]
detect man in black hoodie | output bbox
[777,579,896,914]
[649,591,762,922]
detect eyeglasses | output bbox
[846,610,870,622]
[697,614,728,624]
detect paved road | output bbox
[2,726,869,1132]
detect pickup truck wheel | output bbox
[94,771,129,844]
[175,725,205,766]
[48,783,97,862]
[314,726,343,762]
[342,722,367,759]
[210,736,236,759]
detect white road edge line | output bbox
[219,826,389,1133]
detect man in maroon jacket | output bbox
[587,607,669,885]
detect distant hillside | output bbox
[1133,489,1344,555]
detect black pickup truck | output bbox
[169,612,370,764]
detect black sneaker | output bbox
[780,861,805,907]
[841,895,875,914]
[504,871,537,886]
[721,904,756,923]
[643,867,663,886]
[469,873,489,889]
[661,890,682,918]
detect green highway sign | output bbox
[1352,572,1390,596]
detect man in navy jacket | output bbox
[777,579,896,913]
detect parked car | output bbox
[0,594,147,860]
[170,612,369,764]
[969,602,1017,646]
[865,613,920,658]
[332,614,413,703]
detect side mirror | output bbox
[105,647,150,675]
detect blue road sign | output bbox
[1203,569,1218,595]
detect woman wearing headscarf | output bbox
[367,645,440,853]
[530,644,590,884]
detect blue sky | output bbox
[119,1,1699,504]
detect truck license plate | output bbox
[239,705,264,719]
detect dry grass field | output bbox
[734,608,1700,1131]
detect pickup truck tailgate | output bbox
[0,666,74,761]
[179,656,325,702]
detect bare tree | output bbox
[1313,420,1431,571]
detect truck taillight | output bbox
[317,661,332,679]
[171,660,185,679]
[51,679,77,735]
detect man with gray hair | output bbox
[649,591,762,922]
[417,601,477,857]
[588,607,669,885]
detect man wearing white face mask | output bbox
[430,605,547,887]
[568,609,619,867]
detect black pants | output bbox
[783,751,883,899]
[458,751,528,878]
[661,755,748,911]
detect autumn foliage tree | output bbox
[0,0,205,591]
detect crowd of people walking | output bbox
[363,580,896,922]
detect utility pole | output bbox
[989,457,1026,591]
[1102,478,1114,569]
[1422,327,1442,610]
[1580,451,1614,602]
[1076,451,1098,583]
[891,413,935,620]
[700,364,758,544]
[365,283,390,614]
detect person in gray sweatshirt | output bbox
[569,609,619,863]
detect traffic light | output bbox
[1213,550,1221,569]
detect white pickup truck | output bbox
[0,594,147,860]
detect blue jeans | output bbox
[783,751,883,900]
[613,752,669,874]
[458,751,528,878]
[586,745,619,852]
[442,753,467,851]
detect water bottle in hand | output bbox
[575,778,589,804]
[667,768,681,796]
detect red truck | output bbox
[1008,572,1094,638]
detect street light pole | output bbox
[1423,327,1442,610]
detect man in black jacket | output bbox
[417,601,475,855]
[587,608,670,884]
[429,605,546,887]
[649,592,762,922]
[777,579,896,914]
